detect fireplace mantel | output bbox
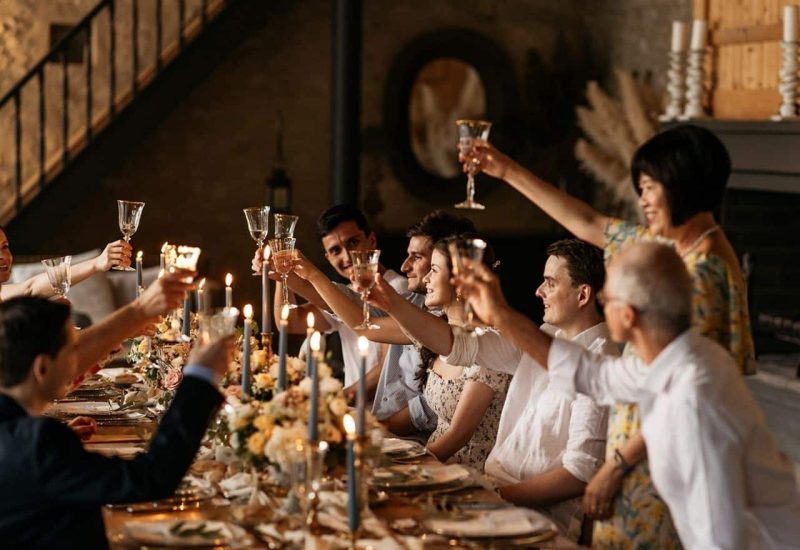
[672,120,800,195]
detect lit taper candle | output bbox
[277,304,289,391]
[197,278,206,315]
[344,413,359,535]
[242,304,253,398]
[135,251,143,298]
[308,331,321,441]
[159,242,168,271]
[305,312,315,378]
[225,273,233,309]
[357,336,368,437]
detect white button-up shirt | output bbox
[444,323,617,539]
[320,270,407,387]
[549,330,800,549]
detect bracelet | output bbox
[613,449,634,475]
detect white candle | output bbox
[242,304,253,398]
[197,278,206,315]
[135,251,143,298]
[671,21,687,52]
[277,304,289,391]
[785,5,798,42]
[225,273,233,309]
[160,242,168,271]
[690,19,707,50]
[357,336,368,437]
[308,331,321,441]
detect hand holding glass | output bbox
[42,256,72,298]
[115,200,145,271]
[448,238,487,333]
[349,249,381,330]
[270,237,298,310]
[455,120,492,210]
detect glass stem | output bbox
[466,174,476,203]
[282,274,290,307]
[362,292,370,326]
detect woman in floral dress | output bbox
[466,125,754,547]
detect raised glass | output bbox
[269,237,297,310]
[273,214,299,238]
[115,200,145,271]
[447,237,487,333]
[244,206,271,276]
[41,255,72,297]
[349,249,381,330]
[455,119,492,210]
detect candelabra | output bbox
[660,50,687,121]
[681,48,707,120]
[773,40,799,120]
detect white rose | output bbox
[320,377,342,395]
[317,362,332,379]
[328,397,348,417]
[298,377,313,396]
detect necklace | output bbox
[679,225,720,257]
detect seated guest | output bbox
[369,238,615,539]
[289,210,476,441]
[253,205,406,395]
[0,297,231,549]
[0,225,132,301]
[332,236,510,469]
[457,242,800,549]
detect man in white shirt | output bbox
[457,241,800,549]
[444,239,616,539]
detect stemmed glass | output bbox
[160,245,201,342]
[269,237,298,310]
[115,200,145,270]
[349,249,381,330]
[455,119,492,210]
[41,256,72,297]
[273,214,299,238]
[244,206,271,276]
[448,237,487,333]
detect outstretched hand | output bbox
[291,250,324,284]
[459,139,515,181]
[135,269,196,320]
[95,240,132,271]
[452,258,509,327]
[364,273,400,313]
[68,416,97,441]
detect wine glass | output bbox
[160,245,200,342]
[115,200,145,271]
[199,307,240,344]
[447,237,487,333]
[269,237,298,310]
[349,249,381,330]
[244,206,271,276]
[455,120,492,210]
[273,214,299,238]
[41,256,72,297]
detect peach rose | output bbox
[163,367,183,391]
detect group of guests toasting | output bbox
[0,123,798,549]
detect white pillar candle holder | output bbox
[680,48,708,120]
[772,40,799,121]
[660,50,687,121]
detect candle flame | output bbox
[243,304,253,319]
[161,242,169,252]
[343,413,355,435]
[357,336,369,356]
[262,245,271,261]
[199,278,206,289]
[136,250,143,260]
[281,304,290,321]
[158,268,165,279]
[306,312,315,329]
[310,331,321,352]
[225,273,233,286]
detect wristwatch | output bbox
[613,449,634,475]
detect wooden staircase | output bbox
[0,0,231,226]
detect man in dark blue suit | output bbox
[0,288,232,549]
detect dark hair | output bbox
[417,233,496,390]
[406,210,477,244]
[546,239,605,316]
[631,124,731,226]
[0,297,71,387]
[316,204,371,239]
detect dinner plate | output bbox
[85,443,145,459]
[368,464,470,490]
[46,401,137,417]
[425,507,556,539]
[124,519,248,547]
[380,438,426,460]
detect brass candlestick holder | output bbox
[260,333,273,359]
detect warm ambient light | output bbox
[199,278,206,289]
[281,304,290,321]
[357,336,369,356]
[161,242,169,252]
[307,312,315,329]
[263,244,271,261]
[310,331,321,352]
[136,251,143,260]
[343,413,355,435]
[243,304,253,319]
[225,273,233,287]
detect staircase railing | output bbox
[0,0,227,225]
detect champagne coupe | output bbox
[244,206,271,276]
[273,214,299,238]
[455,119,492,210]
[41,256,72,297]
[115,200,145,271]
[349,249,381,330]
[269,237,298,310]
[447,237,487,333]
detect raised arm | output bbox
[469,140,609,248]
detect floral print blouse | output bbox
[424,363,511,470]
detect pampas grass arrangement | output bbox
[575,69,660,222]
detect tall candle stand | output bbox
[305,439,322,536]
[260,333,273,360]
[681,48,707,120]
[773,40,799,120]
[660,50,687,121]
